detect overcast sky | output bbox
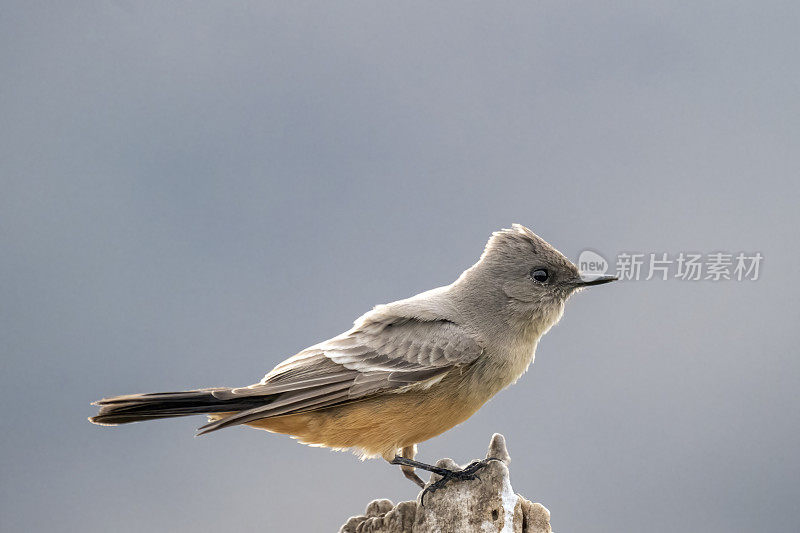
[2,2,798,532]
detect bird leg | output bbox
[393,446,425,488]
[390,453,505,505]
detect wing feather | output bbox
[197,318,483,434]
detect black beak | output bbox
[573,275,618,287]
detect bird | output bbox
[90,224,616,497]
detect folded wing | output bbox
[197,317,483,434]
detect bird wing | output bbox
[197,317,483,434]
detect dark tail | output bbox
[89,389,271,426]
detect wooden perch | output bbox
[339,433,552,533]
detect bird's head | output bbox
[462,224,616,333]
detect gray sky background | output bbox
[2,2,799,532]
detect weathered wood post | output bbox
[339,434,552,533]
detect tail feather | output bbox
[89,389,273,426]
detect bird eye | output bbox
[530,269,549,283]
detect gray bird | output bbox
[91,224,616,497]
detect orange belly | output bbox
[230,376,489,459]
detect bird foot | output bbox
[419,457,504,505]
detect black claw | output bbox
[419,458,502,506]
[390,455,507,506]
